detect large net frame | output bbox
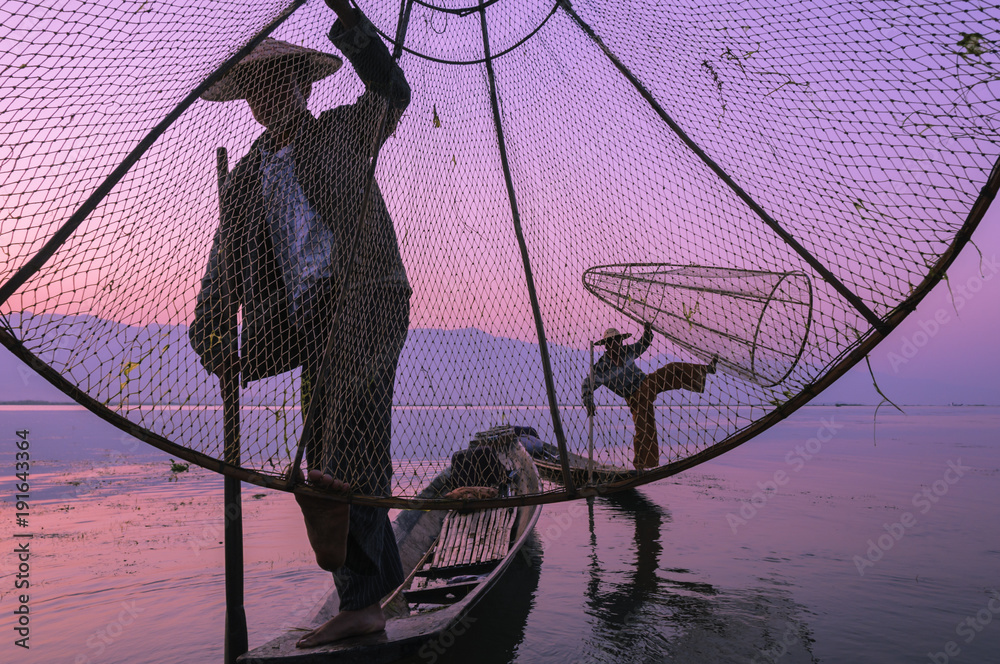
[1,0,998,508]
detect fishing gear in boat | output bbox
[240,424,543,663]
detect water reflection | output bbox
[582,490,820,664]
[402,488,823,663]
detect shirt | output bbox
[260,142,336,324]
[582,326,653,408]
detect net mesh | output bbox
[1,0,997,505]
[583,264,813,387]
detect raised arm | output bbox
[325,0,358,28]
[626,321,653,359]
[326,1,410,153]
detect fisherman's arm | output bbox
[582,362,601,417]
[326,0,410,151]
[628,321,654,358]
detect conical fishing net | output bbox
[583,264,813,387]
[1,0,998,506]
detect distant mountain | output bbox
[0,312,589,407]
[2,311,990,407]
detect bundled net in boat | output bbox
[1,0,998,506]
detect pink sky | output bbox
[1,0,997,409]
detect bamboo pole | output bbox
[588,341,595,485]
[217,146,248,664]
[478,1,577,496]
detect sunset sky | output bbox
[1,0,997,415]
[2,198,996,406]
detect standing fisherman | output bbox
[583,323,716,469]
[189,0,410,647]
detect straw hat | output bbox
[595,327,631,346]
[201,38,343,102]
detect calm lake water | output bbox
[0,405,998,663]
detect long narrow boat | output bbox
[239,426,541,664]
[513,426,634,486]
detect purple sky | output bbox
[0,0,996,408]
[821,201,999,405]
[2,197,996,406]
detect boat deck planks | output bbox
[428,507,514,569]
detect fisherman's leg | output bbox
[295,420,402,647]
[325,285,408,496]
[645,362,710,395]
[298,455,403,648]
[332,288,408,601]
[295,286,350,572]
[334,504,404,609]
[628,385,659,469]
[295,504,400,648]
[296,290,408,648]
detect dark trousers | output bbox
[299,282,409,610]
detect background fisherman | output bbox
[583,323,716,469]
[189,0,410,647]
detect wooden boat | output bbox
[513,426,634,486]
[239,426,541,664]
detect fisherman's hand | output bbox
[325,0,359,28]
[586,402,596,418]
[643,321,653,334]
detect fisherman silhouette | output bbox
[583,323,716,469]
[189,0,409,647]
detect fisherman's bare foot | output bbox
[306,468,351,493]
[292,466,351,571]
[295,603,386,648]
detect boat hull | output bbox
[239,434,541,663]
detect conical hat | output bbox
[595,327,631,345]
[201,38,343,102]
